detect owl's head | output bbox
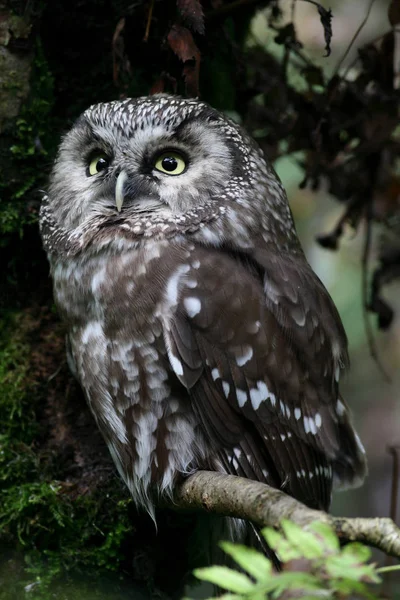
[41,94,298,257]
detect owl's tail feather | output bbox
[247,522,281,571]
[332,401,368,491]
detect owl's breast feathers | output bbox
[53,238,366,515]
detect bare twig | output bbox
[362,203,391,382]
[333,0,377,76]
[172,471,400,559]
[143,0,155,42]
[388,445,400,527]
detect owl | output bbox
[40,94,367,526]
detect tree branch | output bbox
[172,471,400,559]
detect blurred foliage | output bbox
[190,520,399,600]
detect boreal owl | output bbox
[40,95,367,525]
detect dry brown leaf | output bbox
[167,24,201,96]
[112,17,131,90]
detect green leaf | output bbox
[308,521,340,552]
[220,542,272,582]
[332,578,380,599]
[193,566,254,593]
[326,554,380,583]
[270,571,321,596]
[182,597,243,600]
[342,542,371,563]
[206,596,243,600]
[261,528,300,561]
[261,527,282,551]
[281,520,324,559]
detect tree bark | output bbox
[172,471,400,559]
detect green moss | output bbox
[0,314,37,441]
[0,40,55,240]
[0,314,136,599]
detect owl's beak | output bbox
[115,170,128,212]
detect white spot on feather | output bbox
[246,321,261,334]
[170,354,184,376]
[336,400,346,416]
[292,308,306,327]
[250,381,269,410]
[308,417,317,435]
[304,416,310,434]
[222,381,230,398]
[81,321,104,345]
[235,345,253,367]
[184,296,202,317]
[232,457,239,470]
[165,264,190,308]
[199,227,221,245]
[355,432,366,455]
[294,408,301,420]
[236,389,247,407]
[91,266,107,293]
[211,368,220,381]
[233,447,242,459]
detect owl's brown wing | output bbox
[163,245,366,510]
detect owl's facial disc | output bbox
[47,96,242,233]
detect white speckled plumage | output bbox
[40,94,367,522]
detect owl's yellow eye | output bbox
[87,153,110,176]
[154,152,186,176]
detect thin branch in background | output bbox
[281,1,297,78]
[393,26,400,89]
[333,0,377,76]
[388,445,400,528]
[143,0,155,42]
[112,17,130,93]
[290,0,296,22]
[361,203,391,383]
[361,208,392,382]
[266,22,316,69]
[317,0,378,124]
